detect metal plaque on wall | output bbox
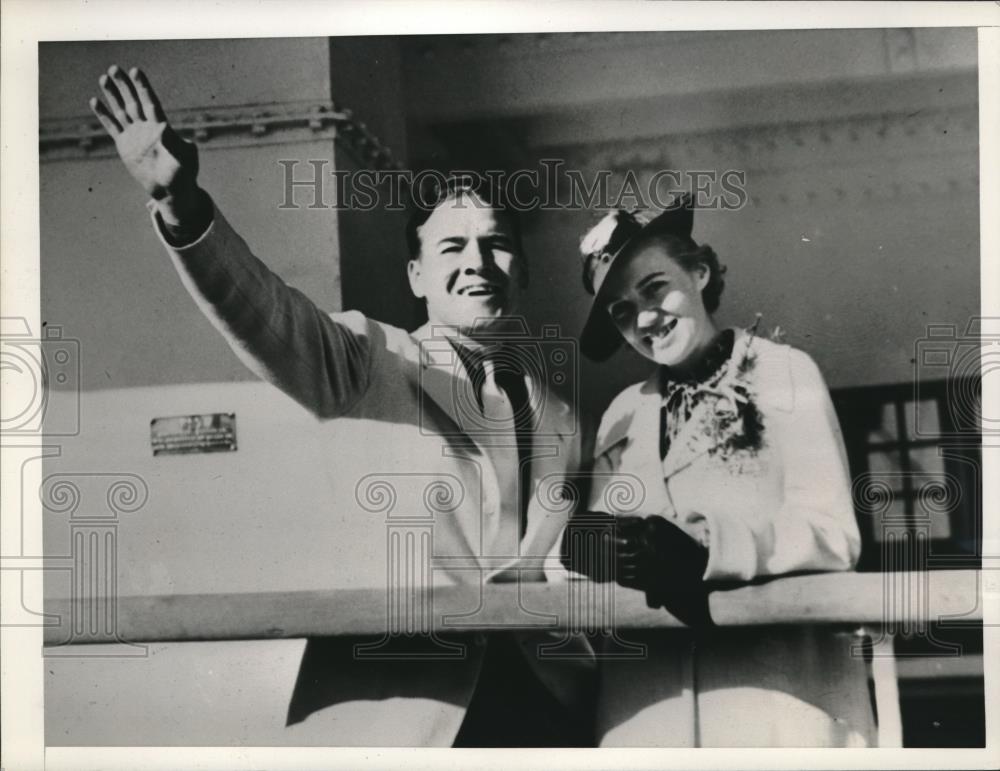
[151,413,237,456]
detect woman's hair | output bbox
[648,233,727,314]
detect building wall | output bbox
[39,38,342,390]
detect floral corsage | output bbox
[700,316,768,461]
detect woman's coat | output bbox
[586,328,877,746]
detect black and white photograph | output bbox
[1,1,998,768]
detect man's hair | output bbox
[405,173,524,260]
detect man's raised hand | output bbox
[90,66,208,232]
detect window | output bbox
[832,378,981,572]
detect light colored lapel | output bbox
[520,376,573,546]
[487,374,577,577]
[585,359,725,490]
[409,323,504,555]
[620,375,668,481]
[660,395,718,479]
[410,322,484,442]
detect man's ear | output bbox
[407,258,426,299]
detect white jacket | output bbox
[587,329,876,746]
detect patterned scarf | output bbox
[658,326,765,462]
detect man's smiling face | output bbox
[407,191,525,333]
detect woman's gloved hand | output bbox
[560,512,714,628]
[615,514,713,628]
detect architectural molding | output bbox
[404,29,974,72]
[40,101,402,170]
[559,104,977,169]
[520,71,978,150]
[401,29,976,122]
[544,104,979,207]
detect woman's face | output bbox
[602,238,716,367]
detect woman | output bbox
[561,200,876,747]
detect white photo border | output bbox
[2,2,998,769]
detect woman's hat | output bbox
[579,194,696,361]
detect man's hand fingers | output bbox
[89,97,122,136]
[99,71,130,126]
[110,65,144,121]
[130,67,165,122]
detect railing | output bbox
[43,569,982,645]
[41,569,985,748]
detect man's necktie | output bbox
[491,360,532,539]
[454,343,533,539]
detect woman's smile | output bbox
[644,317,679,347]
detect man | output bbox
[89,65,592,747]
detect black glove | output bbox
[616,514,713,628]
[561,512,713,627]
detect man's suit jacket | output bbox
[152,200,591,746]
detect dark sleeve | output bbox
[150,197,378,418]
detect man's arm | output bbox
[90,65,376,418]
